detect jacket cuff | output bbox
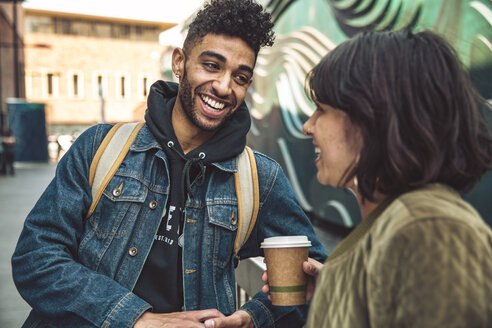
[240,298,276,328]
[102,293,151,328]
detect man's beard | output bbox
[178,67,235,132]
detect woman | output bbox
[263,30,492,327]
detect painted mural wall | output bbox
[247,0,492,227]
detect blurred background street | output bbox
[0,163,56,327]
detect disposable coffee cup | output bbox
[261,236,312,306]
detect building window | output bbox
[116,73,130,99]
[43,71,59,98]
[62,19,71,34]
[142,77,148,97]
[121,76,126,97]
[54,18,72,35]
[97,75,103,94]
[26,15,53,34]
[93,72,108,99]
[68,70,84,98]
[122,25,131,37]
[73,75,79,96]
[138,74,151,100]
[47,73,54,95]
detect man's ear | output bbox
[172,48,186,77]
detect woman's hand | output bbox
[261,257,324,302]
[303,257,323,301]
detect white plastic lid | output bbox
[260,235,312,248]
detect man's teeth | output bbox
[201,95,225,111]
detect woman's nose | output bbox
[303,119,313,136]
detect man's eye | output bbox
[204,62,219,70]
[235,74,249,85]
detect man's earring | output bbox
[175,72,180,79]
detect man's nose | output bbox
[212,74,232,97]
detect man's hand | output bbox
[203,310,253,328]
[134,309,224,328]
[262,257,323,302]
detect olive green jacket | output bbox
[306,183,492,328]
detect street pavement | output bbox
[0,162,57,327]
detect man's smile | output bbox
[198,91,235,119]
[200,94,226,111]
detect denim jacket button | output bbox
[149,200,157,209]
[231,217,237,225]
[128,247,138,256]
[112,188,121,197]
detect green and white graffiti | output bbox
[247,0,492,227]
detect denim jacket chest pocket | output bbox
[206,200,238,269]
[78,173,149,273]
[90,174,147,237]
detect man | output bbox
[1,128,16,175]
[12,1,326,327]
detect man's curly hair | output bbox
[183,0,275,57]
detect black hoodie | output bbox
[133,81,251,312]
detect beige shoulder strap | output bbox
[86,122,144,219]
[233,146,260,255]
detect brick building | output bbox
[23,8,175,134]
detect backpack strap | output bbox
[233,146,260,255]
[86,122,144,219]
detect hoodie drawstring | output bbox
[167,141,206,199]
[181,157,206,198]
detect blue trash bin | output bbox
[7,98,49,162]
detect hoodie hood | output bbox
[144,80,251,163]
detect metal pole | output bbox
[0,32,3,131]
[13,0,20,98]
[99,84,105,123]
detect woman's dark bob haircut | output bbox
[307,30,492,201]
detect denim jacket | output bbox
[12,123,327,328]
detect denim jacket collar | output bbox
[130,124,238,174]
[130,123,162,152]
